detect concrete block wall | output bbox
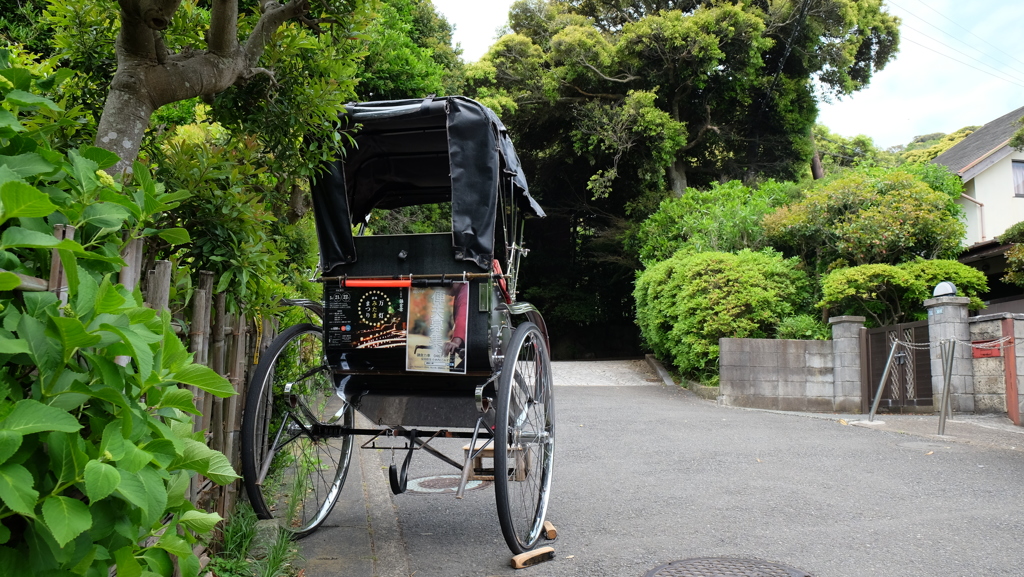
[719,338,837,412]
[716,300,1023,423]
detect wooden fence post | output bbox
[220,313,248,517]
[144,260,172,313]
[114,237,144,367]
[190,272,215,433]
[48,224,75,305]
[119,237,144,292]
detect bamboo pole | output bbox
[115,237,144,367]
[48,224,75,306]
[196,272,216,436]
[210,296,227,465]
[221,312,248,517]
[119,237,144,291]
[144,260,172,313]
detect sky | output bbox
[431,0,1024,149]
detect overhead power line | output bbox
[898,21,1024,85]
[900,36,1024,90]
[902,0,1024,71]
[885,0,1024,88]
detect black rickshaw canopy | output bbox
[311,96,545,273]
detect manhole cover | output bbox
[644,558,812,577]
[406,474,490,495]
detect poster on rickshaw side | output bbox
[406,282,468,374]
[324,286,407,351]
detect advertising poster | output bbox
[324,286,407,351]
[406,282,468,374]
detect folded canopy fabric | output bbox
[311,96,544,273]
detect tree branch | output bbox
[208,0,238,55]
[580,60,639,84]
[244,0,310,65]
[680,105,719,152]
[562,81,624,101]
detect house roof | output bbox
[932,104,1024,176]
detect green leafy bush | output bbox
[775,314,831,340]
[818,258,988,327]
[0,56,236,576]
[634,249,811,380]
[763,165,965,269]
[632,179,792,266]
[1001,220,1024,288]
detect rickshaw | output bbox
[240,96,555,555]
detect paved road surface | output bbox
[296,360,1024,577]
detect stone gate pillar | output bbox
[830,316,865,413]
[925,296,973,412]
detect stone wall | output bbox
[966,313,1024,423]
[717,302,1024,425]
[719,339,839,412]
[970,316,1008,413]
[719,316,864,413]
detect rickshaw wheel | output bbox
[240,323,353,538]
[494,321,556,554]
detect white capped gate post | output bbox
[925,296,973,413]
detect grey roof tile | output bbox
[931,104,1024,174]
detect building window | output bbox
[1015,161,1024,197]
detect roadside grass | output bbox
[207,501,302,577]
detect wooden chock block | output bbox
[462,441,495,481]
[510,546,555,569]
[543,520,557,540]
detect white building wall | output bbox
[957,149,1024,246]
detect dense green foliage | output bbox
[635,160,971,379]
[357,0,463,100]
[1000,220,1024,288]
[634,249,811,380]
[774,314,830,341]
[812,124,897,173]
[901,126,976,163]
[763,164,965,270]
[15,0,463,316]
[0,56,236,577]
[632,179,795,266]
[464,0,898,355]
[151,121,319,314]
[818,259,987,327]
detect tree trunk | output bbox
[668,157,687,197]
[810,149,824,180]
[809,130,825,179]
[96,0,310,172]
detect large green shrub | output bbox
[634,249,811,380]
[0,55,236,576]
[763,165,965,269]
[818,258,988,327]
[632,179,792,266]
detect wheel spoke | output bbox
[241,324,354,537]
[495,322,555,554]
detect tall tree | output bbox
[356,0,464,100]
[43,0,373,173]
[474,0,899,194]
[464,0,898,357]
